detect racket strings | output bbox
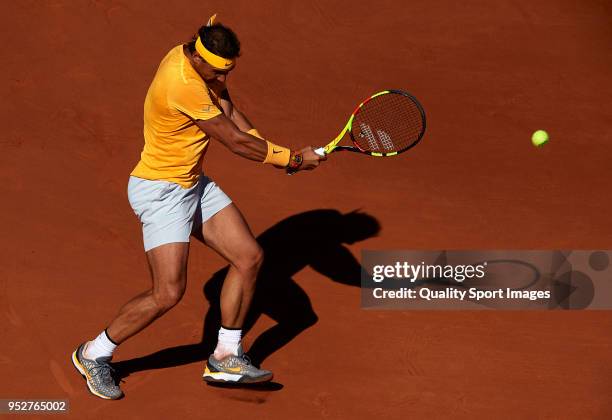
[351,93,424,153]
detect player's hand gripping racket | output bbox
[288,89,426,174]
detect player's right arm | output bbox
[195,115,324,171]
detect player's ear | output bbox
[192,53,203,64]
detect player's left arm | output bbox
[217,88,255,133]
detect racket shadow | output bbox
[114,209,380,380]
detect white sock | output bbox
[213,327,242,358]
[84,330,117,360]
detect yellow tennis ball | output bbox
[531,130,549,147]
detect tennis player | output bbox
[71,15,325,399]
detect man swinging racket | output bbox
[71,14,325,399]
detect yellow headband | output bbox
[195,14,235,71]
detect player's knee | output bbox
[234,245,263,275]
[154,286,185,313]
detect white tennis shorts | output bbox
[127,174,232,251]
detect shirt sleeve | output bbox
[168,79,222,121]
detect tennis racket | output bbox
[289,89,426,174]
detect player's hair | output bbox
[186,23,241,59]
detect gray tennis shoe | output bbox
[203,354,273,384]
[71,343,123,400]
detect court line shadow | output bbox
[114,209,380,382]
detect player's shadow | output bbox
[113,209,380,380]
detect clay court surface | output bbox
[2,0,612,418]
